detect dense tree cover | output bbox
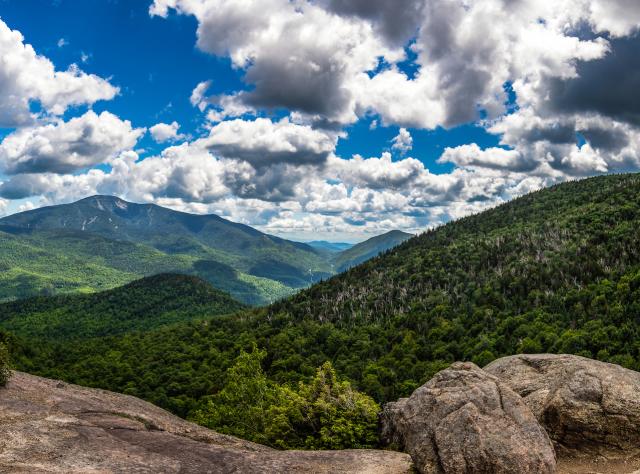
[190,347,379,449]
[0,274,246,340]
[5,173,640,448]
[0,227,293,305]
[14,263,640,416]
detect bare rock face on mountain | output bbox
[484,354,640,457]
[0,371,413,473]
[380,362,556,474]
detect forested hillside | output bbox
[284,173,640,325]
[0,274,245,340]
[5,173,640,447]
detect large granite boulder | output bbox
[485,354,640,456]
[0,371,413,473]
[380,362,556,474]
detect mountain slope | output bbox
[306,241,354,253]
[0,196,326,276]
[8,173,640,423]
[0,196,332,304]
[0,274,245,340]
[332,230,413,272]
[284,173,640,325]
[0,226,289,305]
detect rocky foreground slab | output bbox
[486,354,640,473]
[4,355,640,473]
[0,371,412,473]
[485,354,640,455]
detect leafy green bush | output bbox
[0,342,11,386]
[190,347,379,449]
[295,361,380,449]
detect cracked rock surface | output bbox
[380,362,556,474]
[485,354,640,457]
[0,371,413,473]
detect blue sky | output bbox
[0,0,638,241]
[0,0,242,152]
[0,0,500,169]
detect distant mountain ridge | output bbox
[0,195,415,305]
[0,196,416,305]
[0,195,317,259]
[332,230,413,272]
[305,241,354,253]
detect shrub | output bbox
[0,342,11,387]
[295,361,380,450]
[190,347,379,449]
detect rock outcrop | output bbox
[484,354,640,457]
[0,371,413,473]
[380,362,556,474]
[7,355,640,474]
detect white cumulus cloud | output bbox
[0,19,118,127]
[0,111,145,175]
[391,128,413,154]
[149,121,184,143]
[201,117,338,167]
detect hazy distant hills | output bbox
[0,196,409,305]
[305,241,354,253]
[332,230,413,272]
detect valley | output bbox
[3,173,640,454]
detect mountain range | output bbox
[4,173,640,425]
[5,172,640,460]
[0,196,410,305]
[305,240,354,255]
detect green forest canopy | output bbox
[4,173,640,447]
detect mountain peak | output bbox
[385,230,414,238]
[80,194,126,202]
[78,195,137,211]
[0,195,334,305]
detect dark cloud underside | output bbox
[548,34,640,126]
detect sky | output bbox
[0,0,639,242]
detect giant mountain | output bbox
[0,195,332,305]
